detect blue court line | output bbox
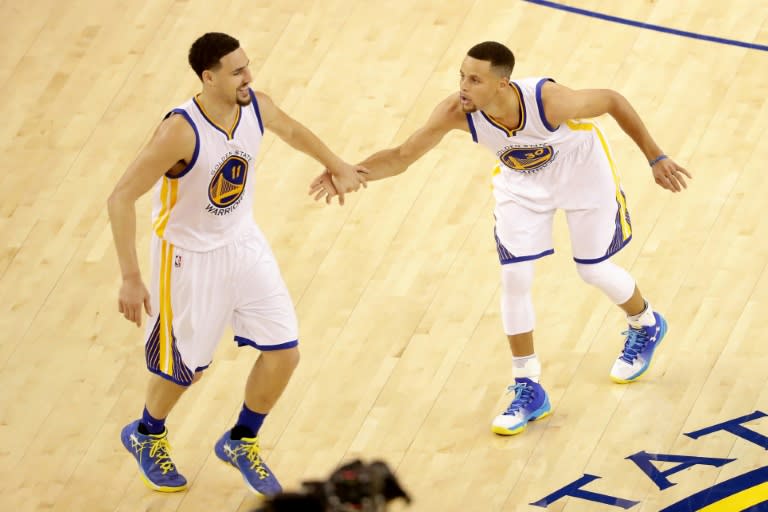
[523,0,768,52]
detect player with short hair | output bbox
[108,32,366,495]
[311,40,690,435]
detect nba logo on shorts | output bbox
[174,255,182,268]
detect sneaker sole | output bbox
[137,472,188,493]
[611,315,668,384]
[491,399,552,436]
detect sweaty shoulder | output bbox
[431,93,470,132]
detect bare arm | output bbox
[541,81,691,192]
[107,114,195,325]
[308,94,468,203]
[255,91,366,203]
[357,94,469,181]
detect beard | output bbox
[236,87,251,106]
[461,104,477,113]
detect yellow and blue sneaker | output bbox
[214,432,282,496]
[120,420,187,492]
[492,378,552,435]
[610,312,668,383]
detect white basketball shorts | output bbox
[492,124,632,265]
[143,233,298,386]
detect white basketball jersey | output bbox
[151,89,264,251]
[466,77,615,210]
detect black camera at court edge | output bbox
[255,459,412,512]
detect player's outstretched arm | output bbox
[255,91,367,205]
[309,93,467,204]
[541,81,692,192]
[107,115,195,327]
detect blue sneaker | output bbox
[610,312,668,383]
[120,420,187,492]
[491,378,552,435]
[214,432,282,496]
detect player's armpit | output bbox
[110,115,196,202]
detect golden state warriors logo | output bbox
[208,156,248,209]
[499,145,555,174]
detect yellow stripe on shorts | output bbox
[159,240,175,376]
[566,120,631,241]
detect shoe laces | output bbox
[619,326,649,364]
[231,439,270,480]
[146,437,177,475]
[504,382,535,415]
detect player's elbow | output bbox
[107,186,134,216]
[605,90,628,116]
[393,146,415,174]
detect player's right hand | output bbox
[118,276,152,327]
[309,170,339,204]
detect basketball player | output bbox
[309,41,691,435]
[108,33,366,495]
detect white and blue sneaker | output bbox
[492,378,552,435]
[610,312,668,383]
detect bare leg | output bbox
[507,331,534,357]
[243,347,300,413]
[144,373,198,420]
[619,285,646,317]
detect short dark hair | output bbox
[188,32,241,79]
[467,41,515,78]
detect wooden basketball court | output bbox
[1,0,767,510]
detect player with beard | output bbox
[109,32,366,495]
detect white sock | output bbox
[512,354,541,382]
[627,300,655,328]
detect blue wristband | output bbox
[648,154,668,167]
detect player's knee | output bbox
[575,261,635,304]
[264,345,300,371]
[500,261,534,295]
[576,261,604,287]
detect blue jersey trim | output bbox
[234,335,299,351]
[146,367,194,387]
[163,109,200,179]
[500,248,555,264]
[535,78,558,132]
[466,114,478,142]
[573,235,632,264]
[192,96,242,140]
[250,89,264,134]
[510,81,527,134]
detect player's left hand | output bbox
[652,157,692,192]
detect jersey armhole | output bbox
[163,109,200,178]
[249,89,264,134]
[535,78,559,132]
